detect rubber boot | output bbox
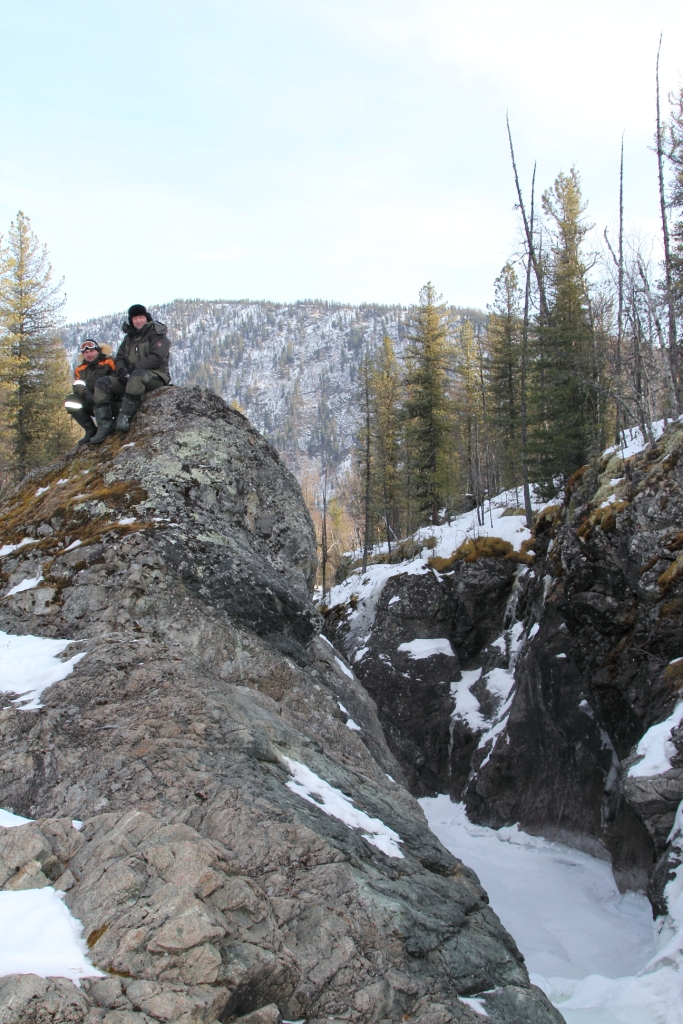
[115,394,140,433]
[77,418,97,445]
[89,404,115,444]
[65,403,97,444]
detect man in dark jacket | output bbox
[64,340,117,444]
[90,304,171,444]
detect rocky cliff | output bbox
[323,421,683,921]
[0,386,561,1024]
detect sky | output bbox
[0,0,681,322]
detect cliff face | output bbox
[0,387,560,1024]
[324,420,683,910]
[467,421,683,898]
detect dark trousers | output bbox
[94,368,165,406]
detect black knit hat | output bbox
[128,304,151,322]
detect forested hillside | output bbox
[61,299,484,472]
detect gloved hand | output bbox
[117,367,130,384]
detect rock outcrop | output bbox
[467,422,683,896]
[325,420,683,911]
[0,386,561,1024]
[323,557,520,798]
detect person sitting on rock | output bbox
[90,304,171,444]
[63,339,117,445]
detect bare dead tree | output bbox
[656,35,681,412]
[507,114,549,321]
[518,165,536,528]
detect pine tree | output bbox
[0,212,71,486]
[402,283,454,525]
[531,171,600,490]
[487,264,523,490]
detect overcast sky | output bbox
[0,0,681,322]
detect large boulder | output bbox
[0,386,561,1024]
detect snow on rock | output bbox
[62,539,82,553]
[5,575,43,597]
[451,670,486,732]
[284,757,403,858]
[0,808,32,827]
[334,655,354,679]
[0,887,103,982]
[397,638,455,660]
[0,631,86,710]
[337,702,362,731]
[628,703,683,779]
[0,538,38,558]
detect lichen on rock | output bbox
[0,386,561,1024]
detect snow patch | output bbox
[459,996,490,1018]
[529,623,540,639]
[603,420,668,461]
[397,638,455,660]
[628,702,683,778]
[451,670,485,732]
[0,808,32,827]
[62,540,82,552]
[0,887,103,982]
[0,538,38,558]
[117,517,136,526]
[334,656,354,679]
[0,631,87,710]
[35,486,50,497]
[283,757,403,858]
[5,575,43,597]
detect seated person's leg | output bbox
[90,376,123,445]
[114,370,166,432]
[64,390,97,444]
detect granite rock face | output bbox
[0,386,561,1024]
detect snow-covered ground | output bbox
[422,796,683,1024]
[602,419,673,461]
[327,488,547,661]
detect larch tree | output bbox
[0,212,72,487]
[370,336,402,550]
[402,283,454,525]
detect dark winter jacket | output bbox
[115,320,171,383]
[72,353,117,394]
